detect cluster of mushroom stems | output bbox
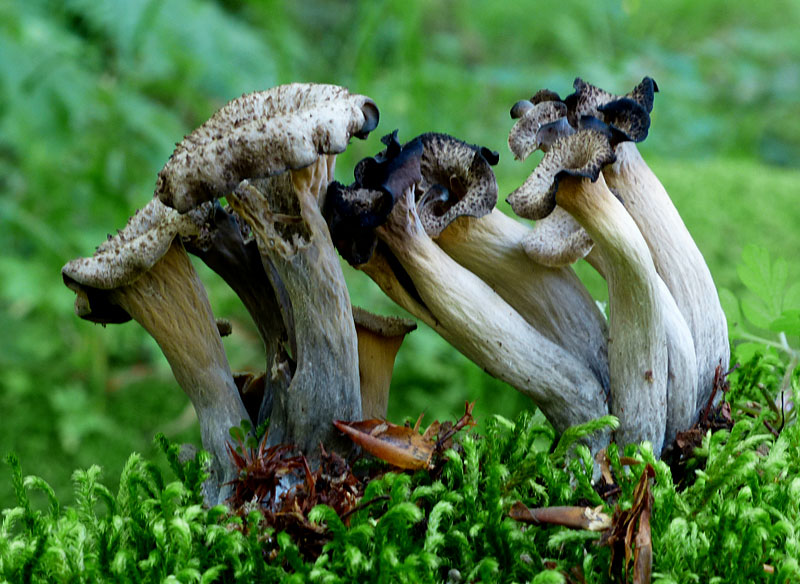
[62,79,728,503]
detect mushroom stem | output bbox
[353,307,416,419]
[228,158,362,459]
[182,202,291,425]
[585,248,697,445]
[376,186,610,444]
[553,173,668,453]
[435,209,610,391]
[106,240,250,495]
[605,142,729,415]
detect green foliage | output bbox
[2,0,800,510]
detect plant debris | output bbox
[509,501,611,531]
[600,463,655,584]
[333,401,476,470]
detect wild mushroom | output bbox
[508,100,698,444]
[508,126,671,453]
[411,131,610,389]
[154,83,380,459]
[328,139,611,447]
[62,198,250,502]
[563,77,729,416]
[352,307,416,419]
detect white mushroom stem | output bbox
[435,208,610,391]
[604,142,729,415]
[551,172,668,453]
[104,241,250,491]
[585,248,697,445]
[228,157,362,457]
[375,186,610,445]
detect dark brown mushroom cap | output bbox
[156,83,380,213]
[507,127,616,221]
[324,132,423,266]
[414,132,499,237]
[352,306,417,338]
[563,77,657,142]
[508,101,571,160]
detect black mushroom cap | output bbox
[324,131,423,266]
[563,77,657,143]
[508,101,570,160]
[507,124,617,221]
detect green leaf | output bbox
[770,310,800,336]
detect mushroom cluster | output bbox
[63,78,728,501]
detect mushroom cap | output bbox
[563,77,656,142]
[414,132,499,237]
[61,197,198,323]
[324,132,423,266]
[352,306,417,338]
[507,125,616,221]
[508,101,570,160]
[156,83,380,213]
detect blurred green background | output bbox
[1,0,799,507]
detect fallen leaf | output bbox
[510,501,612,531]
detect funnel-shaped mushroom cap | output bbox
[157,83,380,213]
[563,77,656,142]
[508,101,571,160]
[413,133,499,237]
[62,197,198,322]
[324,132,423,266]
[507,127,616,221]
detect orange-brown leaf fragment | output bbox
[510,501,611,531]
[333,419,434,470]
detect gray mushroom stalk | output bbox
[508,126,671,454]
[62,198,250,503]
[508,97,698,446]
[563,77,729,417]
[156,83,380,460]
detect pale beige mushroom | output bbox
[62,198,249,502]
[412,131,610,389]
[352,307,416,419]
[326,141,610,447]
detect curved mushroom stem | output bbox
[106,240,250,499]
[183,202,291,426]
[436,209,610,391]
[228,157,362,460]
[552,173,668,454]
[605,142,729,416]
[585,248,697,446]
[375,185,610,447]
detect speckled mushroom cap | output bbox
[508,101,572,161]
[156,83,380,213]
[507,127,616,221]
[414,132,499,237]
[61,197,199,323]
[563,77,657,142]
